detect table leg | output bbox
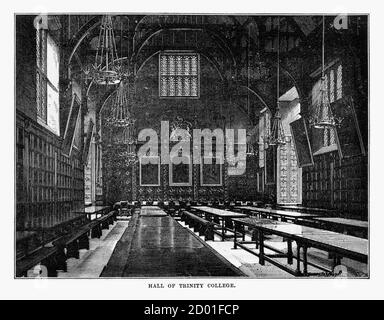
[252,228,258,248]
[259,231,265,265]
[333,255,342,269]
[287,239,293,265]
[233,222,237,249]
[303,246,308,276]
[221,219,225,241]
[296,243,301,275]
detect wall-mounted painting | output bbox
[62,94,81,157]
[290,117,314,167]
[169,156,192,186]
[200,157,222,186]
[82,119,94,164]
[331,97,365,158]
[139,156,160,186]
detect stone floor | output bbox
[57,220,130,278]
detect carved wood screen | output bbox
[277,137,302,204]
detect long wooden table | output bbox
[277,204,337,214]
[101,214,245,277]
[236,206,320,223]
[314,217,368,239]
[232,216,368,277]
[190,206,247,241]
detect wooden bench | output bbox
[88,211,116,238]
[16,246,59,277]
[180,211,214,241]
[16,210,117,277]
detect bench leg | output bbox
[259,231,265,265]
[102,221,109,230]
[233,222,237,249]
[205,224,214,241]
[56,246,67,272]
[333,255,342,269]
[96,225,102,237]
[91,226,98,239]
[252,229,259,248]
[78,233,89,250]
[221,220,225,241]
[225,218,234,230]
[42,256,57,277]
[67,241,79,259]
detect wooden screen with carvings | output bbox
[277,137,302,204]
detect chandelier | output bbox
[105,80,136,148]
[267,17,286,147]
[108,80,133,127]
[84,15,121,85]
[310,16,335,129]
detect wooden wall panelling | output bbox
[16,112,86,255]
[302,150,367,219]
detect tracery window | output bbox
[159,53,199,98]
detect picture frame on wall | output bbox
[169,155,192,186]
[330,97,366,159]
[200,156,222,186]
[62,94,81,157]
[139,156,161,186]
[82,119,94,164]
[290,117,314,167]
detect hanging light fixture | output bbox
[105,80,137,165]
[268,17,286,146]
[109,80,132,126]
[311,16,335,129]
[88,15,121,85]
[105,80,136,140]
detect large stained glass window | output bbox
[159,53,199,97]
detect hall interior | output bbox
[15,14,368,278]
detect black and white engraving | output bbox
[15,14,368,278]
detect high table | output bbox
[232,216,368,276]
[140,206,167,217]
[190,206,247,241]
[75,206,110,221]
